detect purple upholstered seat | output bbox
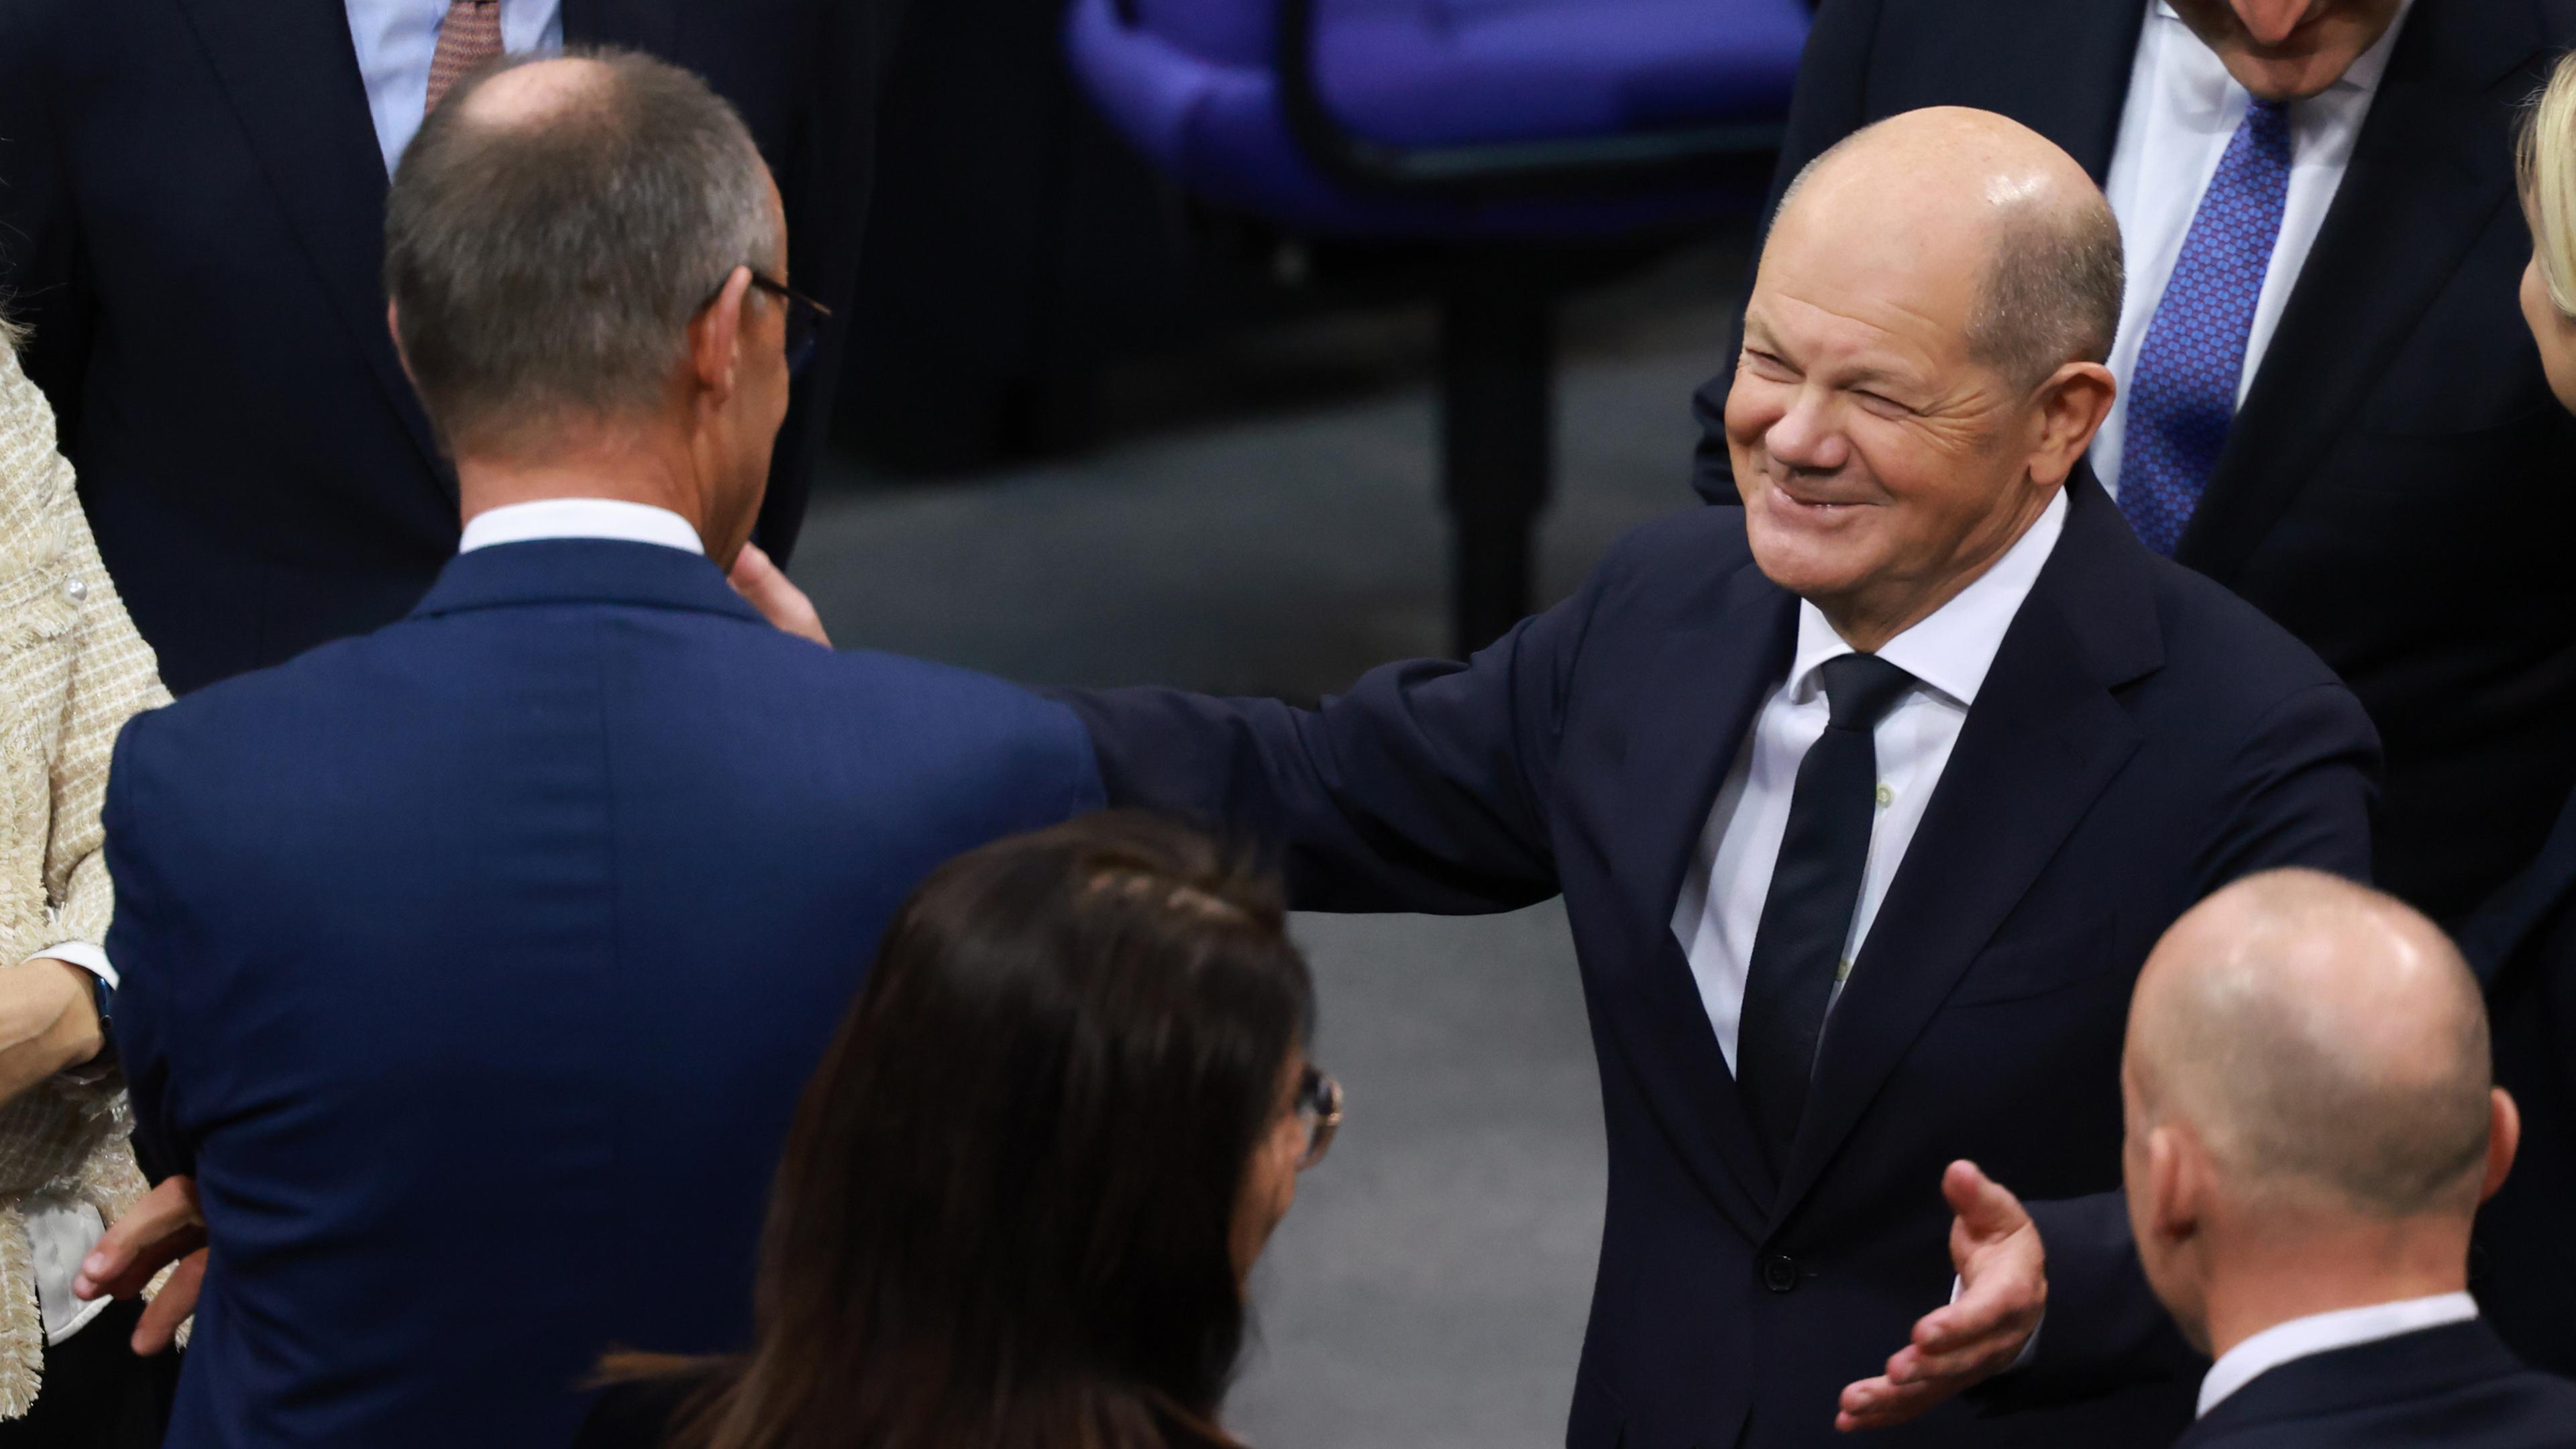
[1067,0,1811,239]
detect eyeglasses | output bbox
[1295,1064,1344,1171]
[700,266,832,378]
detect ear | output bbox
[2145,1122,2202,1248]
[2481,1087,2523,1203]
[688,265,755,407]
[2024,360,2118,489]
[387,301,418,390]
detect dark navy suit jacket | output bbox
[103,539,1102,1449]
[2457,804,2576,1381]
[2176,1322,2576,1448]
[1690,0,2576,920]
[1063,478,2380,1448]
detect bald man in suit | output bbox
[2117,871,2575,1448]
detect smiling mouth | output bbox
[1776,488,1869,513]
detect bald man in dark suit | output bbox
[1690,0,2576,921]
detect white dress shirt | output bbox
[1670,490,2068,1069]
[2198,1292,2479,1417]
[343,0,566,176]
[458,498,707,556]
[2090,0,2414,497]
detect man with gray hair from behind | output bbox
[2125,870,2576,1448]
[64,48,1104,1449]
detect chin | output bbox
[1745,519,1866,603]
[2228,46,2367,101]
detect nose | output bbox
[2229,0,2317,44]
[1762,388,1851,476]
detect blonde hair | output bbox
[2520,50,2576,316]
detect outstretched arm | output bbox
[1055,553,1631,916]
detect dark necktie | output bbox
[1737,651,1917,1171]
[2118,98,2294,556]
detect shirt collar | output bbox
[458,498,706,557]
[2196,1292,2479,1417]
[1786,487,2067,710]
[2151,0,2414,99]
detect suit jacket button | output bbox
[1762,1254,1798,1293]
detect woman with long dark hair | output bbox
[578,811,1340,1449]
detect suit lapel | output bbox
[2178,0,2548,580]
[170,0,447,490]
[1587,558,1796,1233]
[1770,481,2159,1219]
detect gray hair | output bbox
[384,48,778,453]
[1968,200,2125,390]
[1776,129,2125,389]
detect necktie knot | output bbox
[1819,653,1914,731]
[2241,97,2293,154]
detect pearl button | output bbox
[60,577,86,603]
[1874,784,1893,808]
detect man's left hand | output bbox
[1835,1159,2047,1432]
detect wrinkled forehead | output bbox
[1746,188,1988,369]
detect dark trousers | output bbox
[0,1301,178,1449]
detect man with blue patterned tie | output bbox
[1693,0,2576,923]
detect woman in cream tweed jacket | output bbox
[0,329,173,1429]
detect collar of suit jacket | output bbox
[2188,1318,2521,1437]
[407,535,767,627]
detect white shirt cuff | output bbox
[1951,1273,2043,1374]
[25,942,113,989]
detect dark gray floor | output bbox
[797,241,1743,1449]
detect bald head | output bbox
[1775,108,2123,390]
[2129,870,2493,1220]
[453,53,615,126]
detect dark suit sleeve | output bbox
[1691,0,1889,504]
[1979,1193,2202,1409]
[0,2,96,437]
[101,716,193,1180]
[1992,680,2379,1407]
[1057,563,1615,916]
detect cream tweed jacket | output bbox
[0,339,173,1416]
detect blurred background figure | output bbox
[580,812,1335,1449]
[2119,869,2575,1448]
[0,0,902,694]
[2447,41,2576,1387]
[80,52,1099,1449]
[1690,0,2576,922]
[0,325,176,1446]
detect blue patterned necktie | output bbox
[2118,98,2294,556]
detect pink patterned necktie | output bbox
[423,0,504,115]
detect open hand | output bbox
[729,541,830,647]
[74,1173,206,1356]
[1835,1160,2045,1432]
